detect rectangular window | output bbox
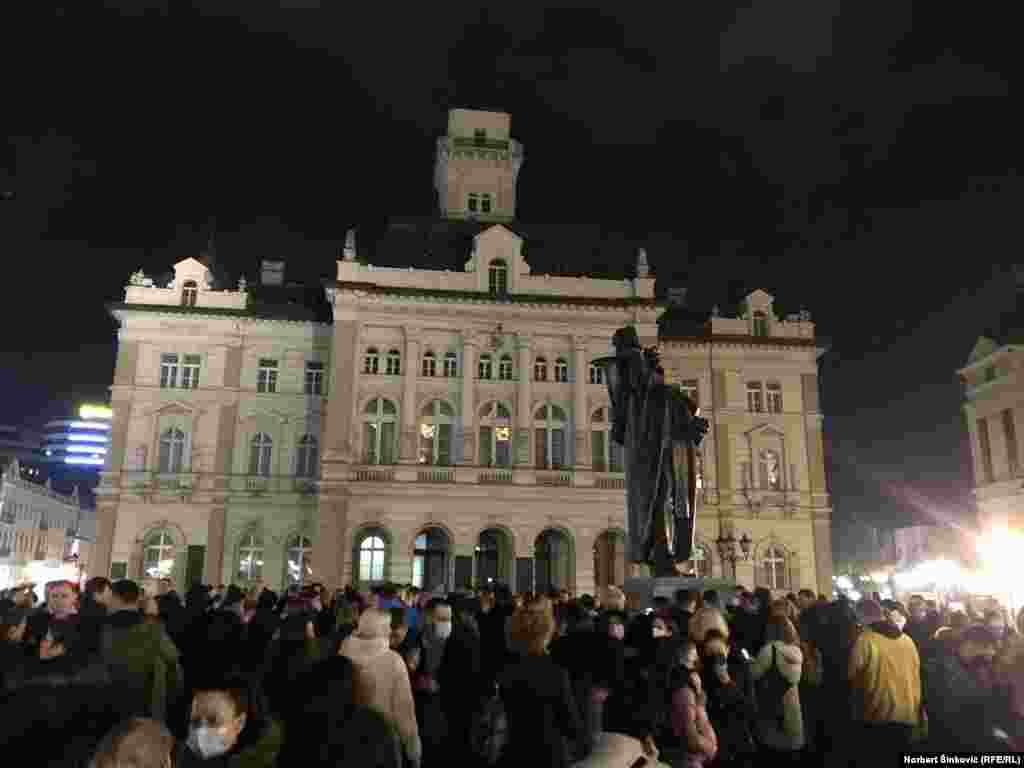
[468,193,479,213]
[480,426,493,467]
[747,382,764,413]
[589,364,604,385]
[480,426,511,468]
[159,354,179,388]
[554,360,569,383]
[305,361,324,395]
[978,418,994,484]
[610,439,624,473]
[767,382,783,414]
[498,357,513,380]
[481,193,492,214]
[443,354,458,378]
[181,355,201,389]
[536,428,565,469]
[592,431,606,472]
[478,357,493,380]
[474,128,486,143]
[257,359,278,393]
[1003,409,1019,476]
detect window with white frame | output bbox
[478,353,493,380]
[481,193,492,214]
[421,351,436,378]
[498,355,513,381]
[364,347,380,375]
[752,311,769,337]
[295,434,318,478]
[554,358,569,383]
[534,357,548,382]
[489,260,508,295]
[160,354,179,388]
[534,403,567,469]
[181,280,198,307]
[589,362,605,385]
[249,432,273,476]
[479,401,512,467]
[143,530,175,579]
[419,400,454,466]
[286,534,313,587]
[181,354,201,389]
[363,398,398,465]
[443,352,458,378]
[468,192,479,213]
[158,428,186,473]
[591,407,624,472]
[305,361,324,394]
[761,545,787,589]
[237,533,264,582]
[257,359,278,393]
[747,381,764,413]
[359,534,386,582]
[766,381,783,413]
[386,349,401,376]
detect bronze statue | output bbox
[596,326,709,577]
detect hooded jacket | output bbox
[340,633,422,765]
[750,640,805,750]
[848,620,921,726]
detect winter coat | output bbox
[924,653,1002,752]
[750,640,805,751]
[100,609,183,722]
[848,621,922,727]
[340,633,421,765]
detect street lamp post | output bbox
[716,531,752,580]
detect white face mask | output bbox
[188,726,232,759]
[892,614,906,631]
[434,620,452,640]
[653,627,668,639]
[609,624,625,641]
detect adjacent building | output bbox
[93,108,833,597]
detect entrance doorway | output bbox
[534,528,574,593]
[413,527,450,593]
[594,529,625,591]
[476,528,513,586]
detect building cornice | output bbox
[660,334,825,354]
[107,303,331,327]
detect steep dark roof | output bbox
[108,282,333,324]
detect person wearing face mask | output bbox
[698,629,757,765]
[178,676,281,768]
[923,624,1006,754]
[659,639,717,767]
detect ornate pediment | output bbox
[744,423,786,439]
[143,400,200,418]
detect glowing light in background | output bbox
[64,457,104,465]
[66,445,106,454]
[835,576,854,591]
[68,421,111,431]
[68,434,107,444]
[79,405,113,420]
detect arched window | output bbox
[591,407,623,472]
[534,356,548,382]
[554,358,569,383]
[762,545,787,589]
[158,428,186,474]
[285,534,313,587]
[419,400,454,466]
[386,349,401,376]
[488,259,508,295]
[752,311,768,337]
[478,353,493,380]
[443,351,458,378]
[295,434,318,478]
[759,449,782,490]
[589,362,605,385]
[498,355,513,381]
[181,280,198,307]
[693,543,712,578]
[363,347,380,375]
[421,351,436,378]
[363,398,398,465]
[249,432,273,476]
[479,401,513,467]
[359,534,386,582]
[237,533,264,582]
[534,403,568,469]
[143,530,176,579]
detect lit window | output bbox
[181,355,201,389]
[443,352,458,378]
[363,398,398,465]
[181,280,197,307]
[305,361,324,395]
[257,359,278,393]
[295,434,318,478]
[364,348,380,375]
[534,404,567,469]
[534,357,548,382]
[237,533,264,582]
[488,259,508,296]
[766,381,783,413]
[386,350,401,376]
[160,354,179,388]
[359,535,386,582]
[479,401,513,467]
[747,381,764,413]
[591,407,623,473]
[286,535,313,587]
[157,428,186,473]
[752,311,768,337]
[249,432,273,476]
[143,531,175,579]
[589,363,604,385]
[478,354,493,380]
[554,358,569,383]
[498,355,513,381]
[419,400,454,466]
[421,351,436,378]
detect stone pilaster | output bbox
[400,326,421,464]
[204,507,227,585]
[93,503,118,579]
[515,332,533,466]
[314,500,346,589]
[572,335,590,469]
[460,332,479,465]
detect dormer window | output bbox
[488,259,508,296]
[181,280,198,307]
[468,193,479,213]
[474,128,486,144]
[481,193,492,214]
[752,311,768,337]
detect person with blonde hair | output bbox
[340,607,421,768]
[90,718,175,768]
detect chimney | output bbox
[261,260,285,286]
[667,287,687,306]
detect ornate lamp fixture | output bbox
[716,531,753,564]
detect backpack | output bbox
[470,682,508,766]
[755,644,793,729]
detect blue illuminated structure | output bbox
[43,405,112,468]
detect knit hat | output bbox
[856,599,884,625]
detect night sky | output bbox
[2,3,1018,555]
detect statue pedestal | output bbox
[623,575,738,612]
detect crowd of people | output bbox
[1,576,1023,767]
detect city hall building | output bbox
[93,109,833,597]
